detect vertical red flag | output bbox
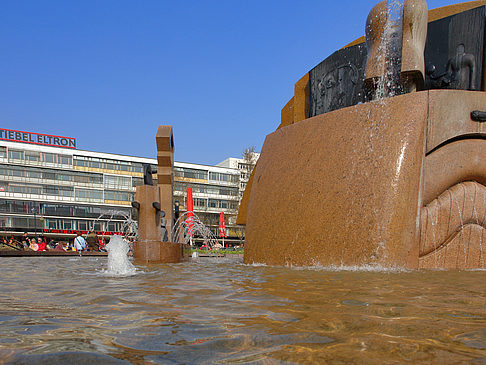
[218,211,226,238]
[186,188,194,237]
[219,211,226,247]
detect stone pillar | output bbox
[132,125,181,264]
[156,126,175,240]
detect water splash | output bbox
[373,0,405,100]
[244,262,409,272]
[104,235,137,276]
[91,210,138,240]
[171,211,220,247]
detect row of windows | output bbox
[8,149,73,166]
[208,199,238,210]
[1,179,240,205]
[0,164,145,191]
[0,165,240,197]
[0,216,129,233]
[180,197,238,210]
[4,147,151,175]
[44,218,127,232]
[0,164,103,185]
[104,190,135,202]
[74,155,149,173]
[0,199,241,236]
[4,146,241,185]
[4,147,240,187]
[0,199,131,220]
[194,198,207,208]
[174,182,238,196]
[174,167,208,180]
[104,174,132,190]
[75,188,103,202]
[174,167,239,184]
[0,182,130,203]
[209,171,239,183]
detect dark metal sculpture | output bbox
[471,110,486,122]
[143,164,154,186]
[308,5,486,118]
[424,6,484,91]
[161,211,168,242]
[309,44,367,117]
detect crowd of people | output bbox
[1,231,108,252]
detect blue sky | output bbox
[0,0,466,165]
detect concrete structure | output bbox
[242,1,486,269]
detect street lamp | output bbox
[31,207,37,240]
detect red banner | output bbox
[186,187,194,237]
[219,211,226,238]
[43,229,134,236]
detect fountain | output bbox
[89,210,138,240]
[131,126,182,264]
[240,0,486,270]
[1,3,486,364]
[170,211,222,247]
[104,235,137,276]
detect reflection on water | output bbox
[0,257,485,364]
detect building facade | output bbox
[217,153,259,198]
[0,129,243,241]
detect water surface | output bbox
[0,257,485,364]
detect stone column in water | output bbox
[156,125,175,238]
[132,125,181,263]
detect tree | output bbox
[242,146,257,170]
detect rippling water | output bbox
[0,257,485,364]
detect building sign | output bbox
[0,128,76,149]
[43,229,134,236]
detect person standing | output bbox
[36,237,47,252]
[86,231,99,251]
[74,232,87,252]
[21,232,29,250]
[29,238,38,251]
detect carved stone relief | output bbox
[424,6,484,91]
[309,44,367,117]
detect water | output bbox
[171,211,220,247]
[0,257,485,364]
[91,210,138,240]
[104,235,136,276]
[370,0,405,101]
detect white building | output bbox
[0,128,243,240]
[217,153,260,196]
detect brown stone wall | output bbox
[280,97,294,128]
[135,185,162,242]
[238,3,486,226]
[427,90,486,153]
[133,240,181,264]
[244,92,428,268]
[293,74,310,123]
